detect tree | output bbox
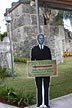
[0,32,7,41]
[41,7,64,26]
[54,10,64,25]
[63,11,72,19]
[63,11,72,27]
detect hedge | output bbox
[14,57,30,63]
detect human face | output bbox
[37,34,44,45]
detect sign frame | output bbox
[27,60,57,77]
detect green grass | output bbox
[0,57,72,104]
[50,57,72,99]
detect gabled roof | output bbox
[4,0,31,16]
[4,0,72,16]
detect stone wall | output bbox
[7,3,45,58]
[47,25,65,64]
[5,1,66,64]
[0,37,11,68]
[64,29,72,52]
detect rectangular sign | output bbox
[27,60,57,77]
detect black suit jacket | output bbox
[31,45,52,61]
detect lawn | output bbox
[50,57,72,99]
[0,57,72,105]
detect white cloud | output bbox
[63,18,72,32]
[0,0,18,33]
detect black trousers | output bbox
[35,76,50,106]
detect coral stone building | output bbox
[4,0,69,64]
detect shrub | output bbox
[0,85,8,99]
[24,94,36,105]
[0,32,7,41]
[5,68,12,77]
[0,86,35,106]
[14,57,30,63]
[0,66,7,81]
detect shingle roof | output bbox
[4,0,32,16]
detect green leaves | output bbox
[63,11,72,19]
[0,32,7,41]
[14,56,30,63]
[0,66,7,80]
[54,10,64,25]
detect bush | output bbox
[0,85,8,99]
[0,86,35,106]
[14,57,30,63]
[0,32,7,41]
[0,66,7,81]
[5,68,12,77]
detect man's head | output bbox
[37,33,44,45]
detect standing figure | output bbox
[31,33,52,108]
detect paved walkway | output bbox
[0,94,72,108]
[25,94,72,108]
[0,103,18,108]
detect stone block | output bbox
[22,4,36,14]
[22,4,31,13]
[30,6,36,14]
[43,25,49,36]
[31,15,37,25]
[24,25,37,36]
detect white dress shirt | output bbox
[39,44,44,50]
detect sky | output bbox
[0,0,72,33]
[64,19,72,31]
[0,0,18,33]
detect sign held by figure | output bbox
[27,60,57,77]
